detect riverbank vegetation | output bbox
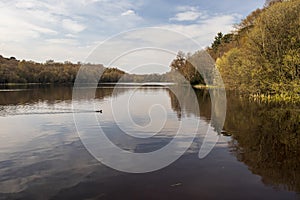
[209,0,300,102]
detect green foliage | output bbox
[216,48,249,90]
[207,32,237,60]
[214,0,300,102]
[211,32,223,52]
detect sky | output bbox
[0,0,265,74]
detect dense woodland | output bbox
[0,56,174,84]
[209,0,300,101]
[0,0,299,101]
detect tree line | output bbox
[0,55,177,84]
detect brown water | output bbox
[0,85,299,200]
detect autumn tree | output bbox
[215,0,300,101]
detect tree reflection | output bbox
[0,85,127,117]
[0,85,127,106]
[225,95,300,192]
[167,85,211,122]
[167,87,300,192]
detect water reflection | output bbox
[224,94,300,192]
[169,88,300,192]
[167,86,211,121]
[0,85,299,199]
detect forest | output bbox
[0,56,174,84]
[208,0,300,102]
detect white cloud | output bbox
[0,6,57,42]
[82,0,103,5]
[46,38,78,45]
[121,9,135,16]
[62,19,86,33]
[15,1,36,9]
[176,5,198,12]
[170,6,208,22]
[170,11,203,22]
[65,34,77,38]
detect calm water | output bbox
[0,85,299,200]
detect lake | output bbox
[0,85,299,200]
